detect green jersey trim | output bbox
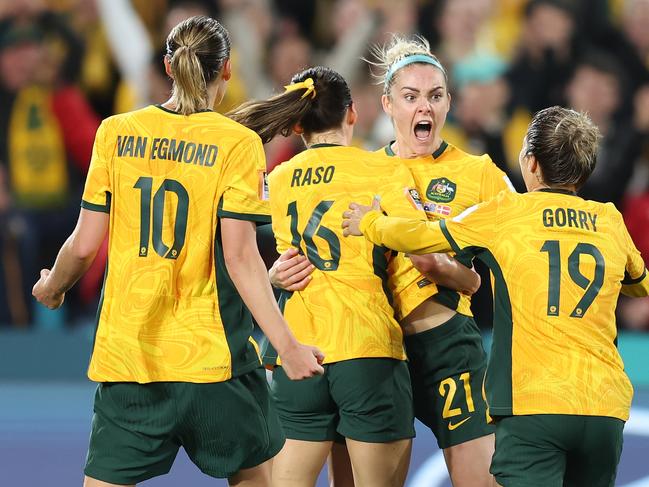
[382,140,449,159]
[154,104,213,115]
[217,197,271,223]
[440,219,461,253]
[431,140,449,159]
[213,221,263,378]
[89,260,109,377]
[81,193,112,213]
[537,188,578,196]
[622,268,647,285]
[476,249,514,416]
[372,245,394,309]
[310,143,342,148]
[262,290,293,366]
[439,220,514,415]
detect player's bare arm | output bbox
[32,209,109,310]
[221,217,324,380]
[409,254,481,296]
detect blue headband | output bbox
[385,54,446,84]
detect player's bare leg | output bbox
[345,438,411,487]
[272,439,333,487]
[327,441,355,487]
[83,477,134,487]
[443,434,494,487]
[229,458,273,487]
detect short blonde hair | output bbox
[366,34,447,94]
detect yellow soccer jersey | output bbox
[360,189,649,420]
[82,105,270,383]
[381,141,514,320]
[267,144,426,364]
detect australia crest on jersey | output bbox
[426,177,456,203]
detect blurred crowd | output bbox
[1,0,649,330]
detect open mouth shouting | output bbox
[414,120,432,141]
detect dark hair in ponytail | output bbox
[228,66,352,143]
[165,16,230,115]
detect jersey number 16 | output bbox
[287,200,341,271]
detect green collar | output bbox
[309,143,342,148]
[537,188,578,196]
[155,104,213,115]
[384,140,448,159]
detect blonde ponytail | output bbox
[169,46,208,114]
[165,16,231,115]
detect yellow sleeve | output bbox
[442,198,499,251]
[359,211,449,254]
[217,132,270,223]
[619,212,649,297]
[479,155,516,201]
[378,162,427,220]
[81,120,112,213]
[360,196,499,255]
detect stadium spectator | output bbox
[505,0,578,114]
[0,10,99,327]
[567,52,642,207]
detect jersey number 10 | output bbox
[134,177,189,259]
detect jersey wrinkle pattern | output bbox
[83,105,270,383]
[268,145,425,364]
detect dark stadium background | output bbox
[2,0,649,485]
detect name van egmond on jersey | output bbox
[116,135,218,167]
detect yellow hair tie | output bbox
[284,77,316,99]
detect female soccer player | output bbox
[272,35,511,486]
[344,106,649,487]
[229,66,433,487]
[32,16,324,487]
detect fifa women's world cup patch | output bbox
[406,187,425,211]
[259,171,269,200]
